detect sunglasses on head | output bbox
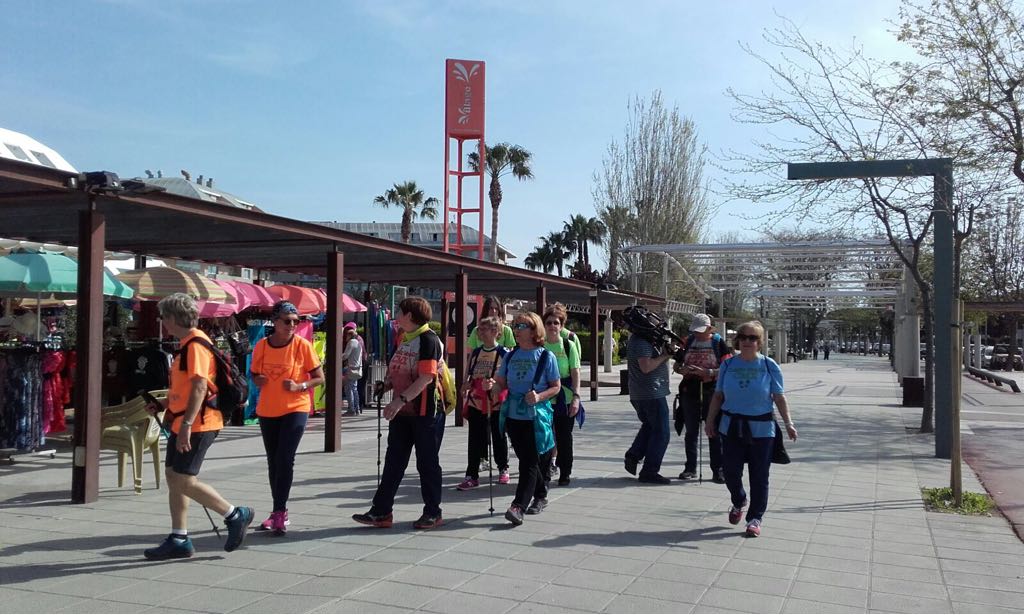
[513,323,533,330]
[735,333,759,342]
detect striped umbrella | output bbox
[117,267,234,303]
[266,284,326,315]
[0,249,134,299]
[196,280,277,318]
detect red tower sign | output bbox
[443,59,486,259]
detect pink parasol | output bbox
[266,284,327,315]
[316,288,367,313]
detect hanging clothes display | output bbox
[0,347,45,450]
[295,320,316,409]
[245,321,269,423]
[125,341,171,396]
[313,331,327,412]
[41,350,66,434]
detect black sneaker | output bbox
[505,504,524,526]
[224,506,254,552]
[624,456,638,476]
[638,474,671,485]
[413,514,444,530]
[144,534,195,560]
[558,475,571,487]
[352,510,394,528]
[679,469,696,480]
[526,498,548,515]
[712,469,726,484]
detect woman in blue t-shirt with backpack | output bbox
[493,311,561,527]
[705,320,797,538]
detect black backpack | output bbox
[178,337,249,423]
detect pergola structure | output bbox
[619,239,914,367]
[0,158,662,503]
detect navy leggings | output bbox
[259,412,309,512]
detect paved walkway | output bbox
[2,354,1024,613]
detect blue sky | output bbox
[1,0,906,266]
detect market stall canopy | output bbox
[0,249,134,299]
[196,279,277,318]
[117,266,234,303]
[267,284,326,315]
[316,288,367,313]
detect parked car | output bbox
[989,345,1024,371]
[981,345,995,368]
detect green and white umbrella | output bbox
[0,249,134,299]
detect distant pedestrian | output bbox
[812,344,819,360]
[706,321,797,538]
[342,327,363,415]
[143,293,253,560]
[823,344,831,360]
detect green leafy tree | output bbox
[372,181,439,244]
[468,143,534,261]
[598,205,637,282]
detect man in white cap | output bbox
[674,313,731,483]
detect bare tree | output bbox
[723,16,1007,432]
[593,91,713,293]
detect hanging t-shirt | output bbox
[388,325,442,417]
[251,336,320,418]
[168,330,220,434]
[716,354,784,439]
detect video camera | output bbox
[623,305,687,361]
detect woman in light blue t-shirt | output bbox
[706,321,797,538]
[493,312,560,527]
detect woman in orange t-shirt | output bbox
[250,301,324,535]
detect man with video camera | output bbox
[622,307,675,485]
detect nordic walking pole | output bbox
[374,381,385,488]
[203,506,222,538]
[485,394,495,516]
[698,384,704,485]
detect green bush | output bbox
[570,330,627,365]
[921,487,993,515]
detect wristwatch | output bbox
[182,417,194,427]
[399,394,409,403]
[300,382,308,392]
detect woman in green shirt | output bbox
[543,303,581,486]
[468,296,515,350]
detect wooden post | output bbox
[590,291,599,402]
[535,285,546,315]
[325,249,344,452]
[454,270,468,427]
[72,205,104,503]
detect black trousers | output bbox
[681,382,723,473]
[372,413,443,517]
[505,418,550,508]
[552,412,574,477]
[259,412,308,511]
[465,407,509,479]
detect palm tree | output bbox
[564,214,607,269]
[542,230,574,277]
[468,143,534,262]
[524,244,556,274]
[372,181,439,244]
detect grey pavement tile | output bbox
[448,538,525,559]
[735,544,804,566]
[311,599,412,613]
[783,598,863,613]
[553,567,635,594]
[277,575,374,598]
[951,601,1024,613]
[358,546,435,565]
[644,562,721,586]
[513,601,589,613]
[491,560,569,583]
[943,570,1024,592]
[231,592,338,614]
[939,558,1024,578]
[803,541,871,562]
[388,565,476,590]
[303,541,383,560]
[936,545,1024,566]
[256,554,353,575]
[872,576,949,600]
[800,553,870,575]
[790,580,867,608]
[348,579,447,609]
[624,577,707,604]
[573,553,652,575]
[459,573,545,601]
[947,586,1024,610]
[713,571,790,597]
[516,545,589,567]
[210,569,311,593]
[600,594,694,613]
[939,536,1024,556]
[321,560,408,579]
[176,587,269,613]
[697,586,784,613]
[420,550,503,572]
[104,579,205,606]
[871,562,945,584]
[45,574,143,599]
[722,558,796,581]
[795,567,869,590]
[872,549,942,570]
[868,591,953,613]
[738,535,809,555]
[152,563,245,585]
[871,538,937,557]
[657,549,730,571]
[420,590,519,613]
[527,583,618,612]
[55,599,153,613]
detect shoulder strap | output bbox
[563,336,572,359]
[533,349,552,386]
[178,336,216,371]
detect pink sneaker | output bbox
[456,477,480,491]
[745,519,761,537]
[728,500,747,525]
[258,510,290,532]
[498,470,510,485]
[272,510,289,535]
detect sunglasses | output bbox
[544,320,561,326]
[513,323,533,331]
[735,333,759,342]
[280,318,300,326]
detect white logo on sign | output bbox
[452,62,480,125]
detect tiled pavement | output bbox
[2,354,1023,613]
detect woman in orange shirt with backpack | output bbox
[250,301,325,535]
